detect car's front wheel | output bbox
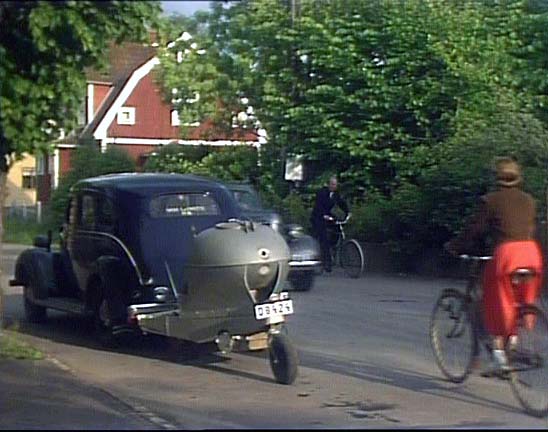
[23,286,47,323]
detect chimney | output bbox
[149,30,158,46]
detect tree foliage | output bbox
[155,0,548,257]
[144,143,259,182]
[49,146,136,228]
[0,0,161,168]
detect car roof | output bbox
[224,181,255,191]
[73,173,229,197]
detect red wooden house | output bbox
[37,38,263,203]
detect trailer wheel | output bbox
[269,333,298,385]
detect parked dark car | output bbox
[225,182,321,291]
[11,173,299,384]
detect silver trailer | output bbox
[127,220,299,384]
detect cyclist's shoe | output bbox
[507,335,518,352]
[493,349,511,371]
[481,350,511,378]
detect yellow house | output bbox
[6,153,37,207]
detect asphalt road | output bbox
[2,243,548,429]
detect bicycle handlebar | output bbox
[325,214,352,225]
[458,254,492,261]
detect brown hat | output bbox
[494,157,522,187]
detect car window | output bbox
[79,194,96,229]
[96,195,115,231]
[149,192,221,218]
[232,190,262,210]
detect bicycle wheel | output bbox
[340,239,365,278]
[430,289,477,383]
[509,304,548,418]
[540,289,548,311]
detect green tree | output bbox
[156,0,548,260]
[157,0,466,196]
[49,146,136,228]
[144,143,259,182]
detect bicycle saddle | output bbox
[510,268,537,285]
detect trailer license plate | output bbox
[254,300,294,320]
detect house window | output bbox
[36,153,54,175]
[22,168,36,189]
[117,107,135,125]
[171,110,180,126]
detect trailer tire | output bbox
[269,333,298,385]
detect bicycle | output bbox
[429,254,548,417]
[324,215,365,279]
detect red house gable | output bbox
[44,40,263,203]
[107,71,179,139]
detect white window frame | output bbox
[171,110,180,126]
[117,107,136,125]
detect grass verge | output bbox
[3,217,52,246]
[0,332,44,360]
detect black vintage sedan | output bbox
[10,173,299,384]
[14,174,238,327]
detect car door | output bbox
[69,191,100,295]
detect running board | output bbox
[34,297,92,317]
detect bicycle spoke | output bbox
[340,239,364,278]
[430,290,476,383]
[509,305,548,417]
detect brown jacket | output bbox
[450,186,537,253]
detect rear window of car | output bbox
[231,189,262,210]
[149,192,221,218]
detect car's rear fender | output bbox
[14,248,56,299]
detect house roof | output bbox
[79,40,260,144]
[80,44,157,142]
[85,42,157,84]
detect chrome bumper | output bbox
[127,302,179,319]
[288,260,322,268]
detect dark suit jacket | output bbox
[310,187,349,227]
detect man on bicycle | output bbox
[310,175,350,273]
[445,157,543,373]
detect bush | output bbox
[3,216,51,245]
[371,109,548,257]
[49,146,135,228]
[144,144,259,182]
[345,192,392,243]
[279,192,311,229]
[143,143,211,173]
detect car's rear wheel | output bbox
[94,295,120,348]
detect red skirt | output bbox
[482,240,543,337]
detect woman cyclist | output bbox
[445,157,544,373]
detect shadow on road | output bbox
[296,349,524,416]
[0,358,155,430]
[3,293,275,385]
[3,292,531,416]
